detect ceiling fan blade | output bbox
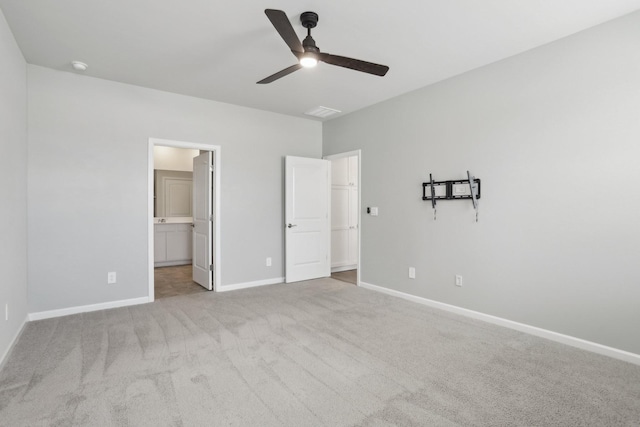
[318,53,389,76]
[257,64,303,84]
[265,9,304,54]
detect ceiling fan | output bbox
[258,9,390,84]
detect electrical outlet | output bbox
[408,267,416,279]
[266,257,272,267]
[455,275,463,287]
[107,272,117,284]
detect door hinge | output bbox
[209,264,214,271]
[209,214,214,221]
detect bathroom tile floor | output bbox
[154,264,209,299]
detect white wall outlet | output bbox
[455,275,463,287]
[408,267,416,279]
[266,257,272,267]
[107,272,117,284]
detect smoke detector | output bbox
[71,61,88,71]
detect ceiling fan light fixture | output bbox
[299,54,318,68]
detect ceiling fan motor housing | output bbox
[303,36,319,52]
[300,11,318,29]
[301,12,320,53]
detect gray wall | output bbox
[0,9,28,361]
[27,65,321,313]
[324,11,640,354]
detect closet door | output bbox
[331,187,350,267]
[347,155,358,265]
[348,186,359,265]
[331,156,358,270]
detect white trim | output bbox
[323,150,362,287]
[0,315,28,370]
[217,277,284,292]
[331,265,357,273]
[323,150,361,160]
[359,281,640,366]
[28,297,150,321]
[154,260,192,268]
[148,138,222,296]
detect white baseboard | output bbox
[218,277,284,292]
[28,296,151,321]
[331,265,357,273]
[154,260,191,268]
[359,281,640,366]
[0,315,28,370]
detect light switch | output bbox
[370,207,379,216]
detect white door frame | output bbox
[148,138,222,299]
[323,150,361,286]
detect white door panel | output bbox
[349,188,358,227]
[329,154,359,269]
[348,156,358,187]
[331,157,349,186]
[331,187,350,228]
[331,229,349,267]
[294,231,322,264]
[293,167,327,218]
[349,228,358,265]
[285,156,330,283]
[192,152,212,290]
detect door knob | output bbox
[287,223,297,228]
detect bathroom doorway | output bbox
[148,138,221,300]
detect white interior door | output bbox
[285,156,331,283]
[192,152,213,290]
[329,155,359,270]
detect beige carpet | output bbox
[1,278,639,426]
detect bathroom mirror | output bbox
[154,170,193,217]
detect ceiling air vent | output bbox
[304,106,341,119]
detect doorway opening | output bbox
[148,138,221,301]
[324,150,361,286]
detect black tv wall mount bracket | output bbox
[422,171,481,222]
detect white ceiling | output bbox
[2,1,640,121]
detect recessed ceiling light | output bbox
[71,61,88,71]
[304,106,341,118]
